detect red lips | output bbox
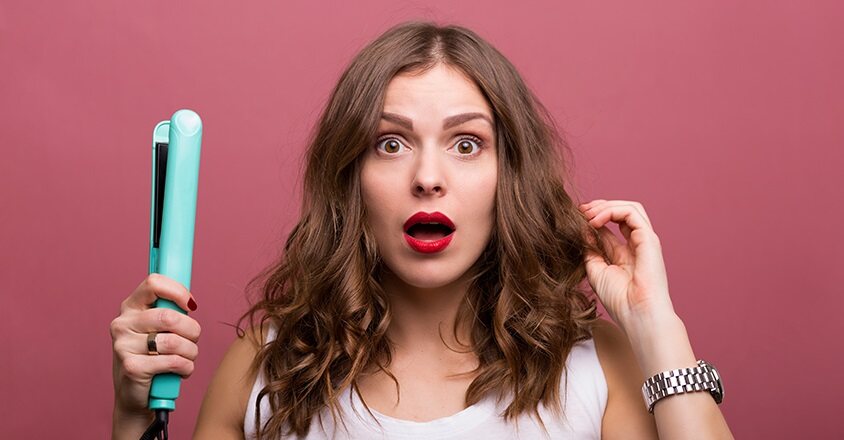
[403,211,455,254]
[403,212,456,232]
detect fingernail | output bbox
[188,297,198,311]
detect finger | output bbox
[595,225,635,267]
[578,199,607,212]
[610,200,652,228]
[583,225,623,269]
[584,204,653,234]
[619,222,633,242]
[122,273,196,314]
[591,207,662,264]
[584,203,655,255]
[581,200,652,229]
[118,332,199,360]
[121,353,195,381]
[129,308,202,343]
[112,330,199,361]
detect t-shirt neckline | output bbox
[340,385,499,438]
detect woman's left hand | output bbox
[578,199,676,328]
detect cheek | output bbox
[479,170,498,235]
[475,168,497,213]
[458,169,497,244]
[361,166,398,227]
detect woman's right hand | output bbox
[110,273,201,422]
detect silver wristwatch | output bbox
[641,359,724,413]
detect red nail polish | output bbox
[188,297,198,311]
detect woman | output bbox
[111,21,733,439]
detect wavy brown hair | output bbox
[236,20,611,438]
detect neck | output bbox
[380,268,475,358]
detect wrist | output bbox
[617,306,682,338]
[619,311,698,378]
[112,405,153,440]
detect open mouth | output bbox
[403,211,456,253]
[405,222,454,241]
[403,211,456,240]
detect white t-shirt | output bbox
[245,323,607,439]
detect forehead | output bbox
[381,64,493,120]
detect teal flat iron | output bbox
[141,109,202,440]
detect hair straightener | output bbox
[141,109,202,440]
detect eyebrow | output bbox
[381,112,493,130]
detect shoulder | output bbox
[590,318,659,439]
[193,321,271,439]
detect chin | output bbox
[382,259,472,290]
[376,232,492,292]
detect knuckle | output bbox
[144,273,161,289]
[122,357,142,378]
[183,360,195,378]
[186,341,199,360]
[156,333,173,353]
[651,231,661,245]
[167,356,186,372]
[112,338,128,357]
[634,202,648,216]
[109,317,123,340]
[146,274,170,297]
[157,309,177,328]
[165,334,185,356]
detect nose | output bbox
[411,147,446,197]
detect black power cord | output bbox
[139,409,169,440]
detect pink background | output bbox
[2,1,842,438]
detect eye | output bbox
[451,135,484,156]
[375,136,408,154]
[374,134,486,156]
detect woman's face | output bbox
[361,64,498,290]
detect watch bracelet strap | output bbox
[641,360,719,413]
